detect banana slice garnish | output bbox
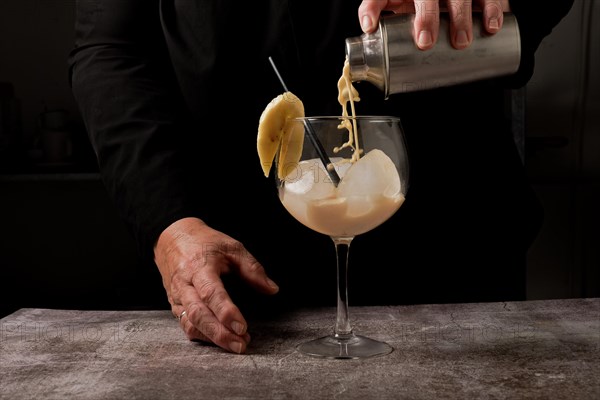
[257,91,305,179]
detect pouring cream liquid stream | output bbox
[334,58,362,162]
[280,58,405,237]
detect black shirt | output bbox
[68,0,574,308]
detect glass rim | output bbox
[290,115,401,122]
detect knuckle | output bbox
[170,283,184,301]
[224,241,248,263]
[197,279,218,303]
[484,1,503,15]
[186,301,203,323]
[247,259,265,274]
[448,2,471,23]
[200,239,251,269]
[209,295,236,321]
[358,1,377,15]
[170,268,191,298]
[199,242,223,265]
[214,301,238,320]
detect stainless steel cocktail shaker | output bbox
[345,13,521,97]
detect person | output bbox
[68,0,574,354]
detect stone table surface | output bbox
[1,299,599,400]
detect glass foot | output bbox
[297,334,393,359]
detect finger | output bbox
[480,0,504,33]
[358,0,414,33]
[179,311,210,341]
[173,269,250,353]
[173,305,211,342]
[358,0,390,33]
[185,299,249,354]
[190,266,250,337]
[167,241,250,338]
[447,0,473,49]
[225,244,279,295]
[181,309,250,344]
[413,0,439,50]
[175,303,251,349]
[185,308,250,350]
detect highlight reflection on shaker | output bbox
[345,13,521,97]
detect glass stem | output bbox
[332,236,354,338]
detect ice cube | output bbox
[306,197,349,236]
[284,158,348,200]
[346,195,375,218]
[338,149,401,198]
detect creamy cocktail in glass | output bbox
[276,115,409,359]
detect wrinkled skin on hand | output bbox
[154,217,279,354]
[358,0,511,49]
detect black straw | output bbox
[268,57,341,187]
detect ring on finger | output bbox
[177,310,187,321]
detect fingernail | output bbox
[361,15,373,32]
[229,341,244,354]
[231,321,246,335]
[417,30,433,48]
[455,30,469,47]
[266,278,279,291]
[488,17,499,31]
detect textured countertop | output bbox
[1,298,599,399]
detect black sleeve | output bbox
[506,0,575,87]
[68,0,199,263]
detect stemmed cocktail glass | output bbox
[276,116,409,359]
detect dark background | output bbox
[1,1,598,318]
